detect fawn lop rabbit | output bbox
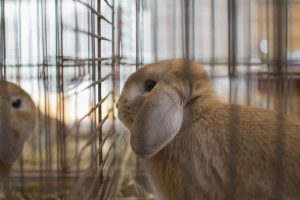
[0,80,37,182]
[117,59,300,200]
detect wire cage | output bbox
[0,0,300,199]
[0,0,126,199]
[117,0,300,198]
[133,0,300,113]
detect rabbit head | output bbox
[0,80,37,164]
[118,59,215,158]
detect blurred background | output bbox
[0,0,299,199]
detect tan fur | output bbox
[118,59,300,199]
[0,80,37,183]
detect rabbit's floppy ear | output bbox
[0,102,24,164]
[0,105,24,163]
[0,129,24,164]
[130,71,189,158]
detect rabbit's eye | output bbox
[12,99,22,109]
[145,80,156,92]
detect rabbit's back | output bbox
[224,104,300,199]
[145,101,300,200]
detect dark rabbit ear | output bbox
[130,73,188,158]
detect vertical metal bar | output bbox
[135,0,140,69]
[181,0,185,58]
[74,0,80,182]
[42,0,51,173]
[172,0,176,58]
[135,0,141,188]
[210,0,215,75]
[36,0,43,195]
[0,0,6,79]
[227,1,239,199]
[227,104,239,200]
[152,0,158,61]
[228,0,237,80]
[90,0,97,177]
[97,0,103,199]
[191,0,195,60]
[246,0,252,106]
[116,5,121,82]
[286,0,292,116]
[266,0,271,109]
[140,0,144,66]
[183,0,190,59]
[273,0,287,75]
[15,0,21,84]
[55,0,64,194]
[274,3,288,110]
[272,0,288,198]
[73,0,79,180]
[112,0,116,136]
[55,0,60,193]
[181,1,193,199]
[287,1,293,55]
[60,0,67,189]
[107,0,117,198]
[17,0,25,193]
[135,0,144,191]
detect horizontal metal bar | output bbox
[4,63,86,67]
[77,74,112,94]
[118,60,300,67]
[77,121,114,162]
[255,72,300,76]
[76,0,112,24]
[95,127,115,156]
[68,114,115,198]
[4,59,300,68]
[84,137,117,200]
[83,127,115,173]
[97,156,116,198]
[74,28,112,42]
[76,109,113,161]
[95,126,118,161]
[62,25,112,41]
[64,74,113,99]
[210,72,300,78]
[99,15,112,25]
[70,92,113,131]
[58,56,112,63]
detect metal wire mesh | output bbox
[133,0,300,113]
[1,0,300,199]
[115,0,300,199]
[0,0,123,199]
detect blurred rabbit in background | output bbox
[0,81,37,196]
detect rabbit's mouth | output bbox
[117,105,134,129]
[117,95,144,129]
